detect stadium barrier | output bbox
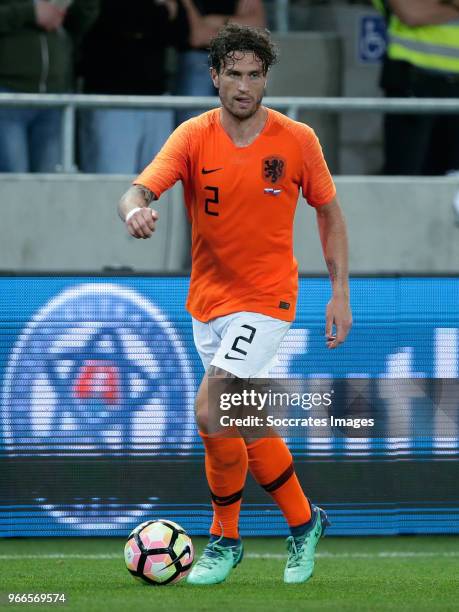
[0,175,189,272]
[0,174,458,273]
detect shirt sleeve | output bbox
[133,120,192,198]
[300,127,336,207]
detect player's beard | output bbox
[222,88,265,121]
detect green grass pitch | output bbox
[1,536,458,612]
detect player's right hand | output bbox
[126,208,159,239]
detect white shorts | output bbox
[192,311,291,378]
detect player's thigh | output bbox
[192,318,219,426]
[212,312,291,378]
[192,317,221,373]
[193,317,243,427]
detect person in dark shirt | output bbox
[0,0,99,172]
[78,0,179,173]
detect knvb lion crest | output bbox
[262,156,286,184]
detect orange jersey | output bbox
[134,108,336,323]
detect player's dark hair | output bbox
[209,24,278,75]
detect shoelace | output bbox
[286,534,309,568]
[194,543,230,570]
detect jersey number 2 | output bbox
[205,186,219,216]
[224,325,257,360]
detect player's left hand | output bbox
[325,295,352,349]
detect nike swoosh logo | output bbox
[224,353,244,360]
[161,546,192,571]
[202,167,223,174]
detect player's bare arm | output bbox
[388,0,459,27]
[118,185,159,240]
[316,197,352,349]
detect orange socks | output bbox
[200,432,248,540]
[200,433,310,537]
[247,437,311,527]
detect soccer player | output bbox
[118,24,352,585]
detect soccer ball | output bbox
[124,519,194,585]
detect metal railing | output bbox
[1,92,459,172]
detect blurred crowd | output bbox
[1,0,459,176]
[0,0,265,173]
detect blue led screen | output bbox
[1,276,458,536]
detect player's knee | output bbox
[195,395,210,433]
[195,409,210,433]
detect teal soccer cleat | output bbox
[187,537,244,585]
[284,505,330,584]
